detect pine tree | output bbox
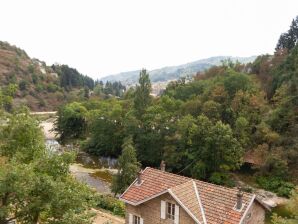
[276,16,298,51]
[111,136,140,195]
[134,69,152,118]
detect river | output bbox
[41,118,115,194]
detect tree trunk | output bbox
[33,212,39,224]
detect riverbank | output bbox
[37,115,124,223]
[70,163,116,194]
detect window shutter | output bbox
[174,205,179,224]
[129,213,133,224]
[161,200,166,219]
[140,217,144,224]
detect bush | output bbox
[47,83,59,93]
[209,172,235,187]
[256,176,295,197]
[19,80,28,91]
[94,194,125,217]
[35,84,44,92]
[277,183,296,197]
[38,98,46,107]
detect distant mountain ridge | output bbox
[100,56,257,85]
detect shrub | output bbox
[47,83,59,93]
[38,98,46,107]
[242,186,253,193]
[256,176,295,197]
[209,172,235,187]
[35,84,44,92]
[19,80,28,91]
[93,194,125,217]
[277,183,295,197]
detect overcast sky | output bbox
[1,0,297,79]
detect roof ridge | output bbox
[145,167,253,196]
[193,180,207,224]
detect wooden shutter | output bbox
[140,217,144,224]
[161,200,166,219]
[174,205,179,224]
[129,213,133,224]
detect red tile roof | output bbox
[120,167,261,224]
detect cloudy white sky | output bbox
[1,0,297,79]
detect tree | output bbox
[111,136,140,195]
[185,115,243,183]
[276,16,298,51]
[55,102,88,143]
[0,111,94,224]
[0,155,94,224]
[0,110,45,163]
[85,101,125,157]
[134,69,152,118]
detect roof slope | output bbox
[120,167,258,224]
[170,180,205,223]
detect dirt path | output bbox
[30,111,57,115]
[92,209,125,224]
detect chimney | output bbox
[137,170,142,185]
[160,160,166,172]
[236,188,243,210]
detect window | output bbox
[133,215,140,224]
[166,202,175,220]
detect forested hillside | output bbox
[0,41,95,111]
[57,17,298,202]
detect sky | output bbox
[1,0,298,79]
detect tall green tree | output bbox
[134,69,152,118]
[0,110,44,163]
[276,16,298,51]
[55,102,88,143]
[111,136,140,195]
[0,111,94,224]
[183,115,243,183]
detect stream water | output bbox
[46,139,115,194]
[41,118,116,194]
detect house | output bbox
[119,164,269,224]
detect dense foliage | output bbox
[0,110,95,224]
[56,17,298,195]
[94,194,125,217]
[52,64,94,90]
[276,16,298,52]
[94,80,126,97]
[57,52,297,193]
[111,136,140,195]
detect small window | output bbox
[133,215,141,224]
[166,202,175,220]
